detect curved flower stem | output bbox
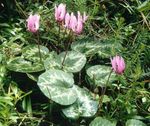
[37,32,42,63]
[58,25,60,39]
[62,27,67,42]
[99,69,113,110]
[61,31,73,69]
[57,22,63,53]
[57,22,61,42]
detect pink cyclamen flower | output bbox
[77,11,88,23]
[77,11,82,21]
[75,17,83,34]
[111,56,125,75]
[68,12,83,34]
[65,11,88,34]
[26,14,40,33]
[83,12,88,23]
[64,13,71,28]
[55,3,66,22]
[69,13,77,31]
[74,12,84,34]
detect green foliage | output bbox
[86,65,116,87]
[22,44,49,62]
[137,0,150,12]
[125,119,146,126]
[62,85,99,119]
[89,117,116,126]
[37,69,77,105]
[0,0,150,125]
[44,51,86,73]
[71,37,122,58]
[0,82,24,125]
[7,57,44,73]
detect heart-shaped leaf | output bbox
[22,44,49,62]
[44,51,86,73]
[59,51,86,73]
[87,65,116,87]
[71,38,101,57]
[71,38,122,58]
[0,42,22,56]
[97,38,122,58]
[37,69,77,105]
[89,117,116,126]
[44,52,61,70]
[7,57,44,73]
[126,119,146,126]
[62,85,99,119]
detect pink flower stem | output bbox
[37,32,42,63]
[57,22,62,52]
[99,69,113,110]
[61,30,73,69]
[57,22,61,41]
[62,27,67,42]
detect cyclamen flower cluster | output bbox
[55,3,88,34]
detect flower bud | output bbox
[69,13,77,32]
[26,14,40,33]
[111,56,125,75]
[55,3,66,22]
[83,12,88,23]
[75,19,83,34]
[64,13,70,28]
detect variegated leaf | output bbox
[7,57,44,73]
[86,65,116,87]
[59,51,86,73]
[37,69,77,105]
[89,117,116,126]
[126,119,146,126]
[22,44,49,62]
[62,85,99,119]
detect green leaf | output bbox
[89,117,116,126]
[0,42,22,56]
[22,96,32,116]
[59,51,86,73]
[126,119,146,126]
[0,96,13,106]
[37,69,77,105]
[44,52,61,70]
[62,85,99,119]
[10,43,22,56]
[71,38,101,57]
[97,38,122,58]
[44,51,86,73]
[22,44,49,62]
[71,38,122,58]
[137,1,150,12]
[86,65,116,87]
[6,57,44,73]
[0,65,7,84]
[0,53,2,62]
[103,95,111,103]
[26,73,39,82]
[6,44,49,73]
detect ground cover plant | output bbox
[0,0,150,126]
